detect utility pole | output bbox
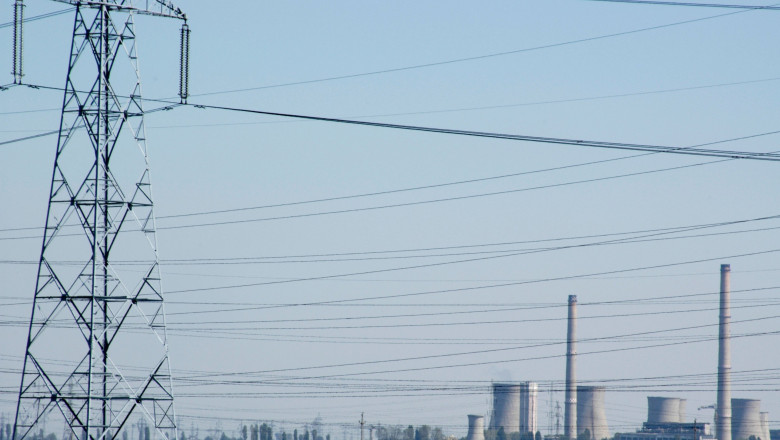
[359,414,365,440]
[12,3,189,440]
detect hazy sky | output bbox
[1,1,780,439]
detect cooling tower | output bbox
[490,383,521,433]
[647,397,681,424]
[565,295,578,439]
[577,386,608,440]
[519,382,539,434]
[732,399,762,440]
[467,415,486,440]
[679,399,687,423]
[761,412,770,440]
[718,264,733,440]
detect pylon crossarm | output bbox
[51,0,186,20]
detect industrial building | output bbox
[467,266,771,440]
[614,397,710,440]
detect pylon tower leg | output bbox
[13,5,176,440]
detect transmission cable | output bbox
[190,103,780,161]
[185,6,757,98]
[585,0,780,10]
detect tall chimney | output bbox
[717,264,732,440]
[565,295,578,440]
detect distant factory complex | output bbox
[463,265,773,440]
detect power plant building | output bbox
[614,396,711,440]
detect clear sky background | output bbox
[1,1,780,439]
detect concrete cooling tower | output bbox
[732,399,762,440]
[679,399,687,423]
[466,415,486,440]
[647,397,682,424]
[577,386,608,440]
[490,383,521,433]
[519,382,539,434]
[761,412,771,440]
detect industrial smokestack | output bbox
[760,412,770,440]
[565,295,578,440]
[717,264,732,440]
[577,386,608,440]
[647,397,681,424]
[732,399,761,440]
[466,415,486,440]
[519,382,539,435]
[490,383,521,434]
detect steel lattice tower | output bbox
[13,2,188,440]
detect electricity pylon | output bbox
[12,2,188,440]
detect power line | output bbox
[0,7,73,29]
[586,0,780,10]
[190,103,780,161]
[177,320,780,379]
[184,6,757,98]
[163,248,780,322]
[165,236,780,295]
[4,215,776,265]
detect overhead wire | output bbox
[0,8,73,29]
[189,103,780,161]
[3,215,778,265]
[184,6,759,98]
[176,320,780,380]
[585,0,780,10]
[164,243,780,296]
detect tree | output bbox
[577,430,591,440]
[144,427,151,440]
[535,432,542,440]
[312,431,317,440]
[417,426,430,440]
[294,430,298,440]
[181,432,186,440]
[261,424,272,440]
[496,428,507,440]
[431,429,444,440]
[403,427,414,440]
[242,426,248,440]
